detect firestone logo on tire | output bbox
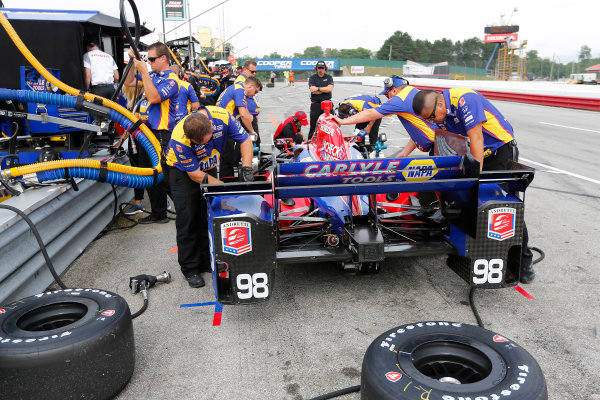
[0,309,5,314]
[487,207,516,241]
[221,221,252,256]
[385,372,402,382]
[493,334,508,342]
[101,310,115,316]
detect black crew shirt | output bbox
[308,73,334,102]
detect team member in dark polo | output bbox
[307,60,334,140]
[165,108,254,288]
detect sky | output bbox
[4,0,600,63]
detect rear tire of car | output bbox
[361,322,547,400]
[0,288,135,400]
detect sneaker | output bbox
[123,203,143,215]
[138,215,169,224]
[186,274,205,288]
[166,198,173,211]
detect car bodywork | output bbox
[203,110,534,305]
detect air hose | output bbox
[197,75,221,97]
[0,9,163,188]
[0,89,160,188]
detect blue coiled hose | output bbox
[0,89,162,188]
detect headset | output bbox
[337,102,358,119]
[383,75,410,89]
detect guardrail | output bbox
[334,77,600,111]
[412,84,600,111]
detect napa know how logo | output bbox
[487,207,516,241]
[401,159,438,181]
[221,221,252,256]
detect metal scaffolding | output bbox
[496,40,527,80]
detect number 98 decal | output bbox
[473,259,503,284]
[236,273,269,299]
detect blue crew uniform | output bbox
[438,88,533,283]
[165,106,249,278]
[216,82,246,118]
[136,69,180,220]
[375,86,439,153]
[340,95,382,145]
[440,88,515,158]
[175,79,200,122]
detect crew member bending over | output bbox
[165,108,254,288]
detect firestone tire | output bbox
[361,322,547,400]
[0,288,135,400]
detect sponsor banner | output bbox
[197,26,212,48]
[163,0,186,21]
[255,59,339,71]
[213,38,224,53]
[484,33,518,43]
[351,66,364,74]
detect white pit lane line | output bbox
[520,157,600,185]
[538,122,600,134]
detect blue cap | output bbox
[379,76,408,95]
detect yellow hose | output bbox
[0,11,163,178]
[167,47,183,69]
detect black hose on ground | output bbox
[468,245,545,329]
[0,204,67,289]
[131,298,148,319]
[308,385,361,400]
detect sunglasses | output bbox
[147,55,163,63]
[248,69,257,73]
[317,67,325,70]
[426,95,440,121]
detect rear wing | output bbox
[274,156,479,198]
[202,155,481,198]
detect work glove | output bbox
[239,166,254,182]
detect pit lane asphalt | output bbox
[59,82,600,399]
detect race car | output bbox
[203,102,535,305]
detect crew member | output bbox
[234,60,257,84]
[83,41,119,98]
[413,88,535,284]
[308,60,334,140]
[216,76,261,177]
[273,111,309,148]
[288,70,295,86]
[329,75,436,157]
[337,95,382,148]
[124,42,179,224]
[171,64,201,122]
[165,109,254,288]
[269,71,276,85]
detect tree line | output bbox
[252,31,596,79]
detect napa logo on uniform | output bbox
[487,207,516,241]
[221,221,252,256]
[401,159,438,181]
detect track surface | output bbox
[60,82,600,399]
